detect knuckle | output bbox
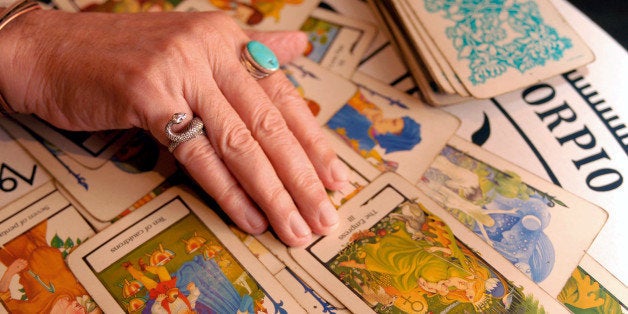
[253,106,288,137]
[218,123,258,157]
[301,129,328,151]
[266,79,303,106]
[182,14,228,44]
[204,10,237,29]
[214,182,243,210]
[266,185,289,205]
[114,57,157,92]
[291,169,322,192]
[261,185,295,219]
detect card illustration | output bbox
[0,183,98,313]
[325,72,459,182]
[283,57,357,125]
[559,267,627,313]
[328,200,545,313]
[418,137,607,295]
[421,147,557,283]
[172,0,319,31]
[327,89,421,173]
[291,173,566,313]
[302,11,343,63]
[68,187,304,313]
[558,254,627,314]
[0,220,98,313]
[100,214,272,313]
[301,9,376,77]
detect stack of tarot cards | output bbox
[368,0,595,106]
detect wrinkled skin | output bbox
[0,9,349,246]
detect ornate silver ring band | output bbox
[165,112,205,153]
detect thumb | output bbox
[245,30,309,64]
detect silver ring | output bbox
[241,40,279,80]
[165,113,205,153]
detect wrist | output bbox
[0,0,44,114]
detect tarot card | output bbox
[333,2,421,99]
[51,172,176,232]
[229,228,349,313]
[396,0,471,97]
[300,8,377,78]
[283,57,357,125]
[67,186,305,313]
[355,45,419,97]
[376,1,455,95]
[10,114,134,170]
[365,0,468,106]
[270,267,351,314]
[290,172,568,313]
[0,181,99,313]
[0,122,51,209]
[0,118,177,222]
[326,71,459,183]
[405,0,595,98]
[558,254,627,313]
[418,136,608,296]
[317,0,389,63]
[175,0,320,31]
[53,181,112,232]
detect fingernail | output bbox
[331,158,349,183]
[319,200,339,230]
[289,212,311,238]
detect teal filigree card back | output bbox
[423,0,573,85]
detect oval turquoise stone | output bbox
[247,40,279,71]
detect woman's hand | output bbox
[0,9,348,246]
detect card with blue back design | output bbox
[404,0,594,98]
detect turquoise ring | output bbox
[241,40,279,79]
